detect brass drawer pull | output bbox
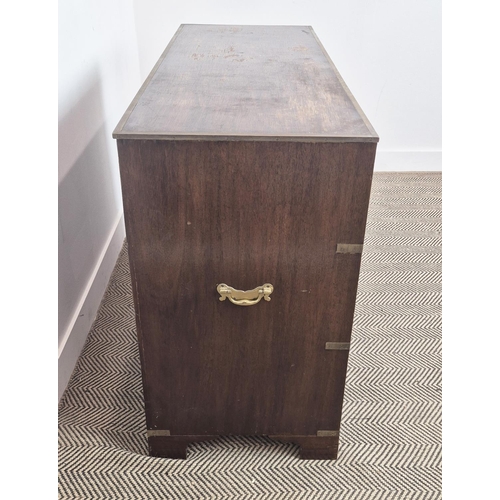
[217,283,273,306]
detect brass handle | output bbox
[217,283,274,306]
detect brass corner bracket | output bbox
[336,243,363,254]
[325,342,350,351]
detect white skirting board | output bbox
[58,214,126,402]
[374,151,442,171]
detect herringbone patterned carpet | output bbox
[58,172,442,499]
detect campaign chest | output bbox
[113,24,378,460]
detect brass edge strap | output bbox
[336,243,363,254]
[325,342,350,351]
[317,430,339,437]
[147,430,171,437]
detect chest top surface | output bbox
[113,24,378,142]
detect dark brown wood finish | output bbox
[115,25,378,460]
[149,435,339,460]
[148,436,219,460]
[113,25,378,142]
[117,140,376,456]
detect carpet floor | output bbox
[58,172,442,499]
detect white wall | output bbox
[132,0,442,170]
[58,0,141,400]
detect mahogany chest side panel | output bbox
[117,139,376,458]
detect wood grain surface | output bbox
[113,25,378,142]
[117,139,376,441]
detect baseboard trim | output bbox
[58,214,125,402]
[374,150,442,171]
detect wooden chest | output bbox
[113,24,378,460]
